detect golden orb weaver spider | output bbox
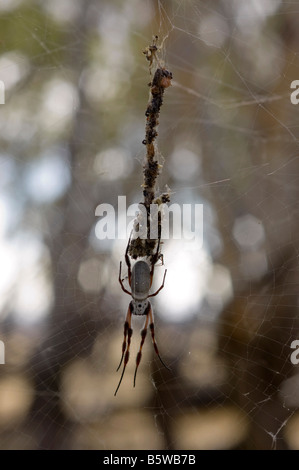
[115,235,170,396]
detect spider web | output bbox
[1,0,299,450]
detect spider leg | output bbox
[150,234,161,271]
[133,310,150,387]
[148,269,167,298]
[116,303,131,372]
[125,232,132,285]
[149,214,162,285]
[149,304,171,371]
[114,302,133,396]
[119,262,131,295]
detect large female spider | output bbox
[115,236,170,396]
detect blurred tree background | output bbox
[1,0,299,450]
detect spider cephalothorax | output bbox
[115,236,169,396]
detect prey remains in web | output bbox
[115,36,172,396]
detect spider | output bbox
[143,35,161,70]
[114,235,170,396]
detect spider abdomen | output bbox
[131,260,151,300]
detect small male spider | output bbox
[143,35,160,70]
[115,235,170,396]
